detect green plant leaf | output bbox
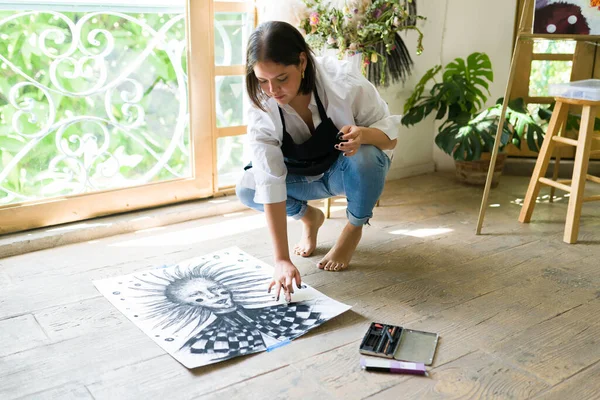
[443,52,493,110]
[526,120,537,152]
[434,126,458,156]
[403,64,441,113]
[435,104,447,121]
[401,97,437,126]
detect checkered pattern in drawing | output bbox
[246,303,322,340]
[181,303,324,359]
[184,318,265,356]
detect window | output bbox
[0,0,255,234]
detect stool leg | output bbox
[550,152,561,203]
[519,101,570,223]
[564,105,597,244]
[550,118,567,203]
[324,197,331,219]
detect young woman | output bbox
[236,21,399,302]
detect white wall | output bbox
[256,0,518,176]
[378,1,449,179]
[432,0,517,171]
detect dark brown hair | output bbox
[246,21,317,111]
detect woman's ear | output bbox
[299,52,307,71]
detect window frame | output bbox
[0,0,254,235]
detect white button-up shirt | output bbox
[239,56,401,204]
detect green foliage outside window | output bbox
[0,9,248,204]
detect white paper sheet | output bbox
[93,247,351,369]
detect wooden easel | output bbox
[476,0,600,235]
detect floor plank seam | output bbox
[429,349,479,370]
[11,382,87,400]
[305,338,360,359]
[360,350,482,400]
[31,313,51,341]
[359,378,414,400]
[0,323,158,363]
[481,239,542,259]
[1,294,103,322]
[197,363,290,397]
[473,312,501,327]
[0,313,35,323]
[574,326,592,338]
[439,286,506,312]
[483,302,596,356]
[83,354,166,389]
[533,303,584,326]
[530,357,600,399]
[475,349,554,393]
[84,384,96,400]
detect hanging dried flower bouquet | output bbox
[299,0,425,86]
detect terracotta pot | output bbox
[454,153,507,188]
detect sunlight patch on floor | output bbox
[134,226,166,234]
[110,214,267,247]
[223,212,246,217]
[46,222,113,232]
[208,199,231,204]
[388,227,454,238]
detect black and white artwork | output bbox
[93,247,351,368]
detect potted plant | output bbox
[299,0,425,86]
[402,52,545,187]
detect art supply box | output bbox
[358,322,439,366]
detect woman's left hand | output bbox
[335,125,364,157]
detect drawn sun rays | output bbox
[128,259,275,334]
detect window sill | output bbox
[0,193,247,259]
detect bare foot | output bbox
[293,205,325,257]
[318,222,363,271]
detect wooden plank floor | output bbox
[1,173,599,400]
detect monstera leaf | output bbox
[478,98,546,153]
[435,110,509,162]
[402,53,494,130]
[402,52,549,161]
[443,52,493,113]
[538,103,600,135]
[403,65,441,114]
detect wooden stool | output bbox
[519,97,600,243]
[323,198,380,219]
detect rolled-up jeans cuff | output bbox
[291,203,308,220]
[346,209,371,226]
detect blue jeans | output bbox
[236,145,391,226]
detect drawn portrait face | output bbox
[169,277,236,314]
[130,260,274,334]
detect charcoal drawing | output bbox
[94,248,350,368]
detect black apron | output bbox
[245,89,343,176]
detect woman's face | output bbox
[253,53,306,105]
[172,278,236,314]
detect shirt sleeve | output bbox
[247,105,288,204]
[346,70,401,141]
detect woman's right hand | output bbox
[268,259,302,302]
